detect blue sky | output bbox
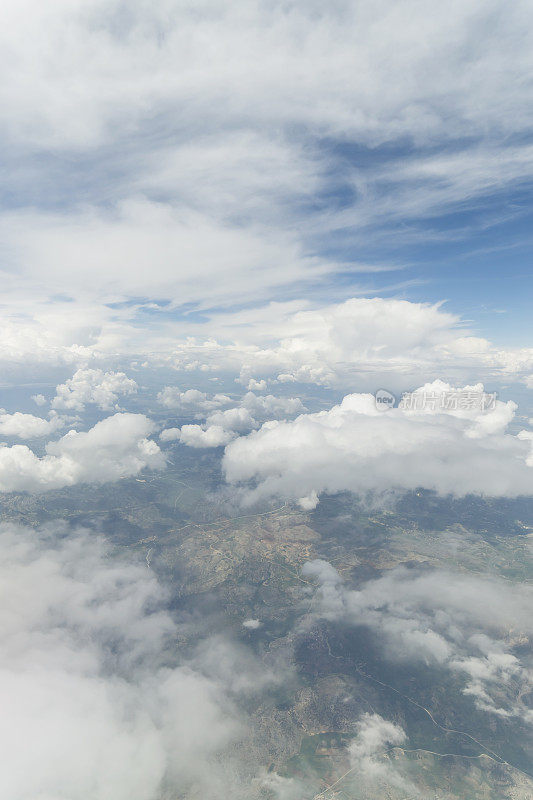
[0,0,531,388]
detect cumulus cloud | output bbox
[242,619,262,630]
[0,410,65,439]
[347,713,409,790]
[205,406,256,435]
[247,379,267,391]
[0,413,164,493]
[161,391,306,449]
[350,713,406,760]
[240,392,305,419]
[232,298,533,390]
[304,560,533,723]
[52,368,138,411]
[1,296,532,400]
[241,297,465,386]
[147,299,533,395]
[157,386,232,413]
[0,316,95,377]
[169,424,235,449]
[223,381,533,507]
[0,522,244,800]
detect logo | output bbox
[375,389,396,411]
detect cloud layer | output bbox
[304,559,533,724]
[0,522,245,800]
[224,381,533,506]
[0,1,531,382]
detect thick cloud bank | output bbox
[224,382,533,506]
[0,413,163,492]
[152,298,533,393]
[0,522,241,800]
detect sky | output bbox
[1,0,533,498]
[1,3,533,798]
[1,0,532,364]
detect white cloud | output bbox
[159,427,181,443]
[0,521,242,800]
[0,296,531,400]
[148,298,533,394]
[205,406,256,435]
[304,560,533,723]
[297,490,320,511]
[348,713,409,789]
[157,386,231,413]
[349,713,406,759]
[52,368,137,411]
[175,424,236,449]
[230,298,533,390]
[31,393,46,406]
[0,309,100,371]
[0,2,531,360]
[242,619,262,630]
[1,1,531,152]
[161,391,306,449]
[0,410,65,439]
[190,635,285,697]
[247,379,267,391]
[0,201,329,312]
[253,770,304,800]
[240,392,306,419]
[0,413,164,493]
[223,381,533,506]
